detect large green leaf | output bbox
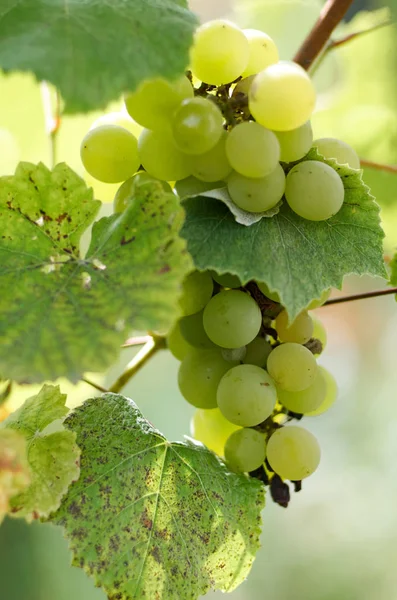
[0,162,192,382]
[51,394,264,600]
[0,0,198,113]
[0,428,30,524]
[0,385,79,521]
[181,151,386,319]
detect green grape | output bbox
[203,290,262,348]
[306,367,337,416]
[189,131,232,182]
[217,364,277,426]
[221,347,247,362]
[285,160,345,221]
[124,76,193,131]
[167,320,193,361]
[275,121,313,163]
[242,29,279,78]
[314,137,360,169]
[190,20,250,85]
[179,311,215,349]
[277,367,327,414]
[266,426,321,480]
[225,121,280,178]
[275,310,313,344]
[307,289,331,309]
[89,111,142,139]
[172,97,224,155]
[190,408,240,457]
[311,315,327,354]
[138,128,191,181]
[210,271,241,289]
[267,343,317,391]
[243,336,272,367]
[224,428,267,472]
[257,282,281,303]
[113,172,172,213]
[178,349,236,409]
[179,270,214,316]
[81,125,140,184]
[228,164,285,213]
[174,176,224,199]
[249,61,316,131]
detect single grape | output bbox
[203,290,262,348]
[311,315,327,354]
[190,20,250,85]
[249,61,316,131]
[190,408,240,457]
[175,176,224,199]
[267,343,317,391]
[307,289,331,309]
[138,128,191,181]
[243,336,272,368]
[90,111,142,138]
[275,310,313,344]
[228,164,285,213]
[179,270,214,316]
[113,172,172,213]
[306,367,337,416]
[179,311,215,349]
[189,131,232,182]
[242,29,279,78]
[266,426,321,480]
[314,137,360,169]
[275,121,313,163]
[285,160,345,221]
[81,125,139,184]
[224,428,267,472]
[217,364,277,426]
[277,367,327,414]
[210,271,241,289]
[172,97,224,155]
[226,121,280,178]
[221,346,247,362]
[178,349,237,409]
[257,282,281,303]
[167,320,194,361]
[124,76,193,131]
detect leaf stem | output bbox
[323,287,397,306]
[109,336,166,394]
[40,83,62,168]
[81,378,109,394]
[293,0,354,70]
[325,18,394,53]
[360,159,397,175]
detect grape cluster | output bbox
[80,19,360,222]
[168,272,337,505]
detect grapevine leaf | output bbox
[181,150,386,319]
[0,428,31,524]
[389,253,397,288]
[51,394,264,600]
[0,163,192,383]
[0,0,198,113]
[0,384,80,521]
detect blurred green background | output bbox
[2,1,397,599]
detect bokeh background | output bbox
[1,1,397,599]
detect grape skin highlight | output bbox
[172,97,224,155]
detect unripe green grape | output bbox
[275,310,313,344]
[242,29,279,78]
[285,160,344,221]
[226,121,281,179]
[249,61,316,131]
[257,282,281,303]
[243,336,272,368]
[178,349,237,409]
[189,131,232,182]
[314,137,360,169]
[275,121,313,163]
[81,125,140,184]
[190,20,250,85]
[311,315,327,354]
[179,270,214,316]
[210,271,241,289]
[203,290,262,348]
[113,172,172,213]
[172,97,224,155]
[138,128,191,181]
[276,367,327,414]
[190,408,240,457]
[167,320,193,361]
[124,76,193,131]
[217,364,277,426]
[267,343,317,391]
[306,367,337,416]
[228,164,285,213]
[179,311,215,349]
[224,428,267,472]
[174,176,224,199]
[307,289,331,309]
[266,426,321,480]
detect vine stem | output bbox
[325,18,393,53]
[40,82,62,168]
[360,159,397,175]
[121,335,153,348]
[293,0,354,70]
[109,336,166,394]
[323,287,397,306]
